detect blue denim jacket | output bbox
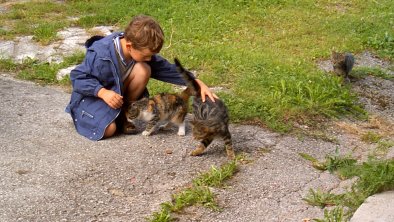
[65,32,186,140]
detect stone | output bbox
[0,41,15,59]
[350,191,394,222]
[56,65,77,80]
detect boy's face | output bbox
[126,42,155,62]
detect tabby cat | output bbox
[331,51,355,83]
[124,88,192,136]
[174,58,235,159]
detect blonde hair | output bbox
[124,15,164,53]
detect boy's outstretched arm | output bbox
[195,79,219,102]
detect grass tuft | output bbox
[192,161,237,187]
[303,189,344,209]
[148,160,238,222]
[302,151,394,220]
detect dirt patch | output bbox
[317,50,394,161]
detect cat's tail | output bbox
[174,58,201,99]
[344,53,355,75]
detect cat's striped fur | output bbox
[331,51,355,83]
[125,87,193,136]
[174,58,235,159]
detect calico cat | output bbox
[124,88,192,136]
[331,51,355,82]
[174,58,235,159]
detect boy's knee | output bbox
[133,62,151,79]
[103,122,117,138]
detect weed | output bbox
[193,161,237,187]
[374,139,394,156]
[148,160,238,221]
[303,189,344,208]
[148,208,171,222]
[303,151,394,220]
[164,186,219,212]
[33,22,63,45]
[0,59,18,72]
[352,67,394,80]
[299,149,357,173]
[361,131,382,143]
[0,53,85,85]
[313,207,346,222]
[367,32,394,59]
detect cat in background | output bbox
[331,51,355,83]
[174,58,235,159]
[124,87,193,136]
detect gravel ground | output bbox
[0,74,348,222]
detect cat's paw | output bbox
[177,124,186,136]
[226,149,236,160]
[190,145,205,156]
[177,130,186,136]
[142,130,151,136]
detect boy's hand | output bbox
[195,79,219,102]
[97,88,123,109]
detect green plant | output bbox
[299,149,357,173]
[0,59,18,72]
[33,22,63,45]
[313,207,346,222]
[367,32,394,59]
[361,131,382,143]
[303,151,394,220]
[148,160,238,221]
[374,139,394,156]
[148,208,171,222]
[193,161,237,187]
[352,67,394,80]
[303,189,344,208]
[0,52,85,85]
[162,186,219,213]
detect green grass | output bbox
[0,0,393,131]
[374,139,394,156]
[192,161,237,187]
[313,207,346,222]
[352,67,394,80]
[303,189,344,208]
[299,148,357,173]
[148,160,238,222]
[0,52,85,85]
[301,151,394,221]
[361,131,382,143]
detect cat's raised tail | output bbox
[174,58,200,97]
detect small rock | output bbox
[57,65,77,80]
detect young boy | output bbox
[65,15,218,141]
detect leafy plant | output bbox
[367,32,394,59]
[303,151,394,220]
[299,149,357,172]
[303,189,344,208]
[193,161,237,187]
[313,207,346,222]
[148,160,238,221]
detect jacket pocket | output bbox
[78,97,100,131]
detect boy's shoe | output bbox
[123,121,138,134]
